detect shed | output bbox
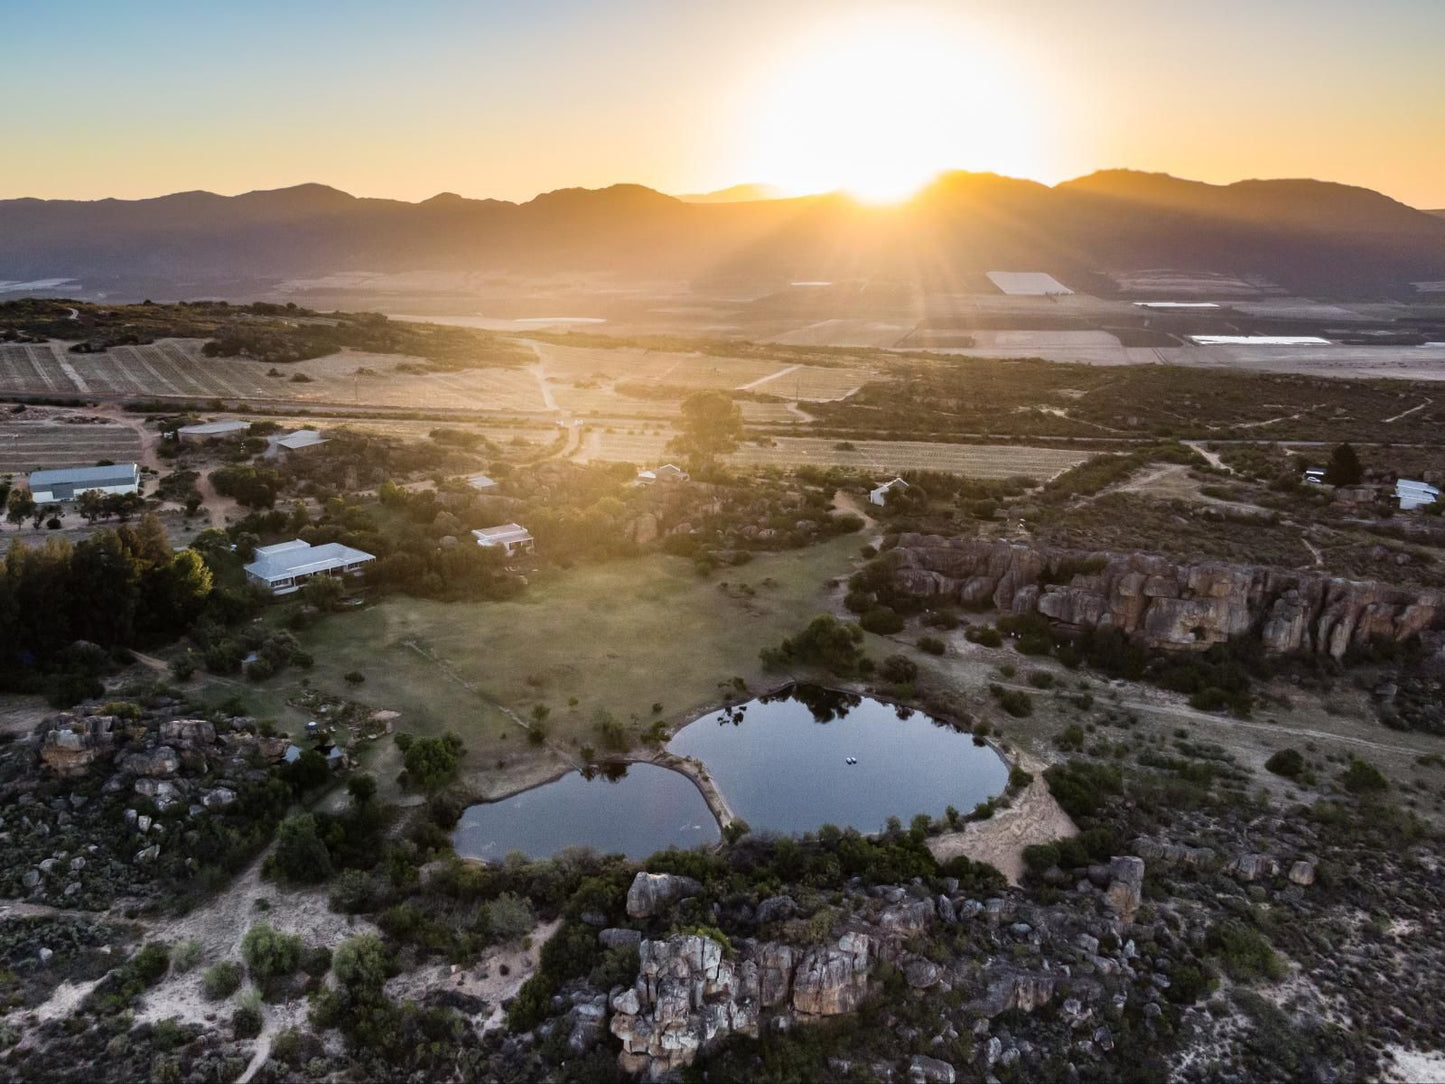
[177,420,249,443]
[869,477,909,506]
[637,463,689,484]
[28,463,140,503]
[466,474,499,492]
[267,429,327,457]
[1396,479,1440,510]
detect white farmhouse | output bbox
[28,463,140,504]
[472,523,534,557]
[243,539,375,595]
[869,477,909,506]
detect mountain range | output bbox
[3,171,1444,297]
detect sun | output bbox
[741,15,1046,203]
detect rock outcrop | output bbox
[625,872,703,919]
[38,714,118,777]
[1103,856,1145,920]
[888,535,1445,658]
[611,930,877,1080]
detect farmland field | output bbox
[581,431,1089,478]
[533,342,876,404]
[0,419,142,474]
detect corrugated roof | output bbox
[178,420,249,436]
[244,539,375,581]
[29,463,139,488]
[472,523,532,544]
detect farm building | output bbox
[266,429,327,457]
[28,463,140,503]
[466,474,499,492]
[1396,479,1440,510]
[177,420,249,443]
[243,538,375,595]
[869,477,909,506]
[472,523,534,557]
[637,463,689,484]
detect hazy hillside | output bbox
[3,171,1444,296]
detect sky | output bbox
[2,0,1443,207]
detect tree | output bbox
[6,487,35,528]
[402,732,465,788]
[301,575,345,612]
[667,390,743,465]
[1323,442,1362,487]
[347,773,377,806]
[332,933,389,995]
[271,813,333,882]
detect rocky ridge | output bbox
[888,535,1445,657]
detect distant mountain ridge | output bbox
[3,170,1444,296]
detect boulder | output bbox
[755,895,797,925]
[599,928,643,950]
[1287,860,1317,886]
[121,746,180,778]
[159,719,217,747]
[201,787,237,810]
[904,957,942,989]
[38,715,117,778]
[1227,854,1280,882]
[1104,857,1145,919]
[626,871,703,918]
[909,1054,957,1084]
[879,899,934,934]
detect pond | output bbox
[452,762,719,861]
[667,686,1009,836]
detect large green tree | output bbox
[1323,442,1363,486]
[667,390,744,466]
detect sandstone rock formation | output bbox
[888,535,1444,658]
[625,872,703,918]
[1103,856,1145,920]
[38,714,117,777]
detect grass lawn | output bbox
[222,532,867,792]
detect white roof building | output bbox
[28,463,140,503]
[1396,479,1440,510]
[243,539,375,595]
[177,420,249,441]
[466,474,499,492]
[869,477,909,506]
[267,429,327,456]
[637,463,689,484]
[472,523,534,557]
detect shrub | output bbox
[965,625,1003,648]
[760,615,872,678]
[402,732,466,788]
[1264,748,1305,779]
[879,654,918,684]
[1340,757,1387,795]
[487,893,536,943]
[241,923,304,981]
[201,961,243,1001]
[860,606,905,635]
[1206,921,1287,983]
[1044,760,1123,819]
[1026,670,1055,690]
[989,684,1033,717]
[171,940,204,974]
[917,636,945,656]
[232,992,264,1039]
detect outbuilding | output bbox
[28,463,140,504]
[243,538,375,595]
[1396,479,1440,511]
[466,474,499,492]
[869,477,909,506]
[637,463,689,484]
[472,523,535,557]
[177,420,249,443]
[266,429,327,457]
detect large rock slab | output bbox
[626,872,703,918]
